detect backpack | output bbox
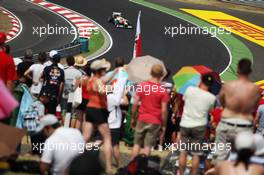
[116,154,161,175]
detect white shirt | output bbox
[63,66,82,100]
[41,127,85,175]
[180,86,216,128]
[107,71,127,129]
[29,63,45,94]
[44,60,64,69]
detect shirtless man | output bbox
[215,132,264,175]
[213,58,261,165]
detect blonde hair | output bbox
[151,64,164,78]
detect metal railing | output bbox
[15,38,82,62]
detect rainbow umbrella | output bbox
[172,65,221,95]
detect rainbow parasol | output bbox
[172,65,221,95]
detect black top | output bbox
[41,64,65,97]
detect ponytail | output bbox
[234,149,253,170]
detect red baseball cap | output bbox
[0,32,7,44]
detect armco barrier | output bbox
[15,39,82,61]
[221,0,264,8]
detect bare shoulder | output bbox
[216,161,232,174]
[250,164,264,175]
[222,80,237,92]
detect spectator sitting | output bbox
[215,132,264,175]
[67,150,104,175]
[24,52,47,97]
[228,134,264,166]
[37,114,85,175]
[23,92,49,155]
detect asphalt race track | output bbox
[49,0,230,80]
[0,0,75,57]
[148,0,264,81]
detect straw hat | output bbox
[90,58,111,71]
[74,55,88,67]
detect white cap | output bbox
[35,114,59,132]
[254,134,264,156]
[235,131,254,151]
[49,50,58,58]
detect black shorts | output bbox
[111,128,121,146]
[76,99,89,111]
[86,107,109,124]
[172,117,181,132]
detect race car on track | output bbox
[108,12,133,29]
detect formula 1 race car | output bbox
[108,12,133,29]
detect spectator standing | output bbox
[82,58,117,173]
[17,49,34,87]
[130,64,169,159]
[213,59,261,165]
[40,53,64,114]
[178,74,216,175]
[37,115,85,175]
[0,32,17,91]
[62,56,82,127]
[255,103,264,136]
[44,50,64,69]
[74,57,90,129]
[107,72,129,167]
[24,52,47,96]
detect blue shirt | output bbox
[257,104,264,134]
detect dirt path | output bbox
[175,0,264,14]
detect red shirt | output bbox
[137,81,169,124]
[0,51,17,84]
[210,107,223,127]
[86,77,107,109]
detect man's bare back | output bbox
[216,161,264,175]
[220,80,261,120]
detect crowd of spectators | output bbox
[0,30,264,175]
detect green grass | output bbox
[0,11,12,34]
[81,30,105,57]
